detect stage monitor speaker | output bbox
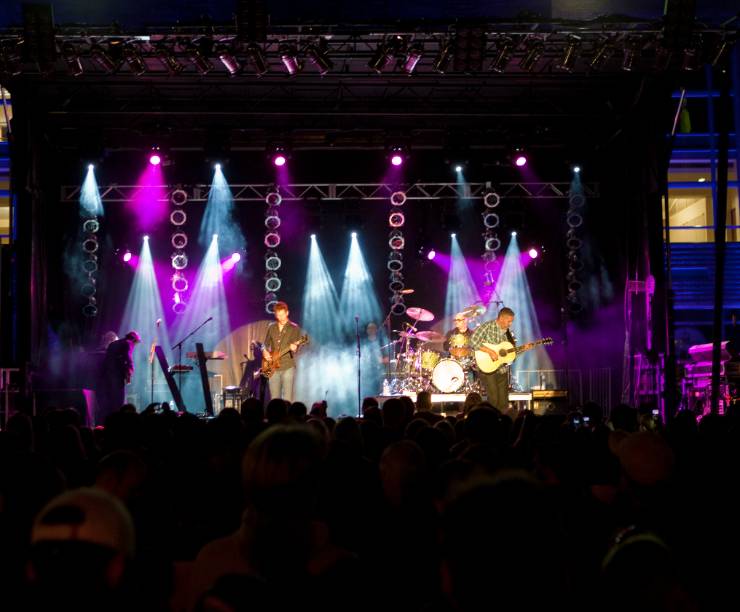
[532,389,569,415]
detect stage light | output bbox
[489,36,514,73]
[280,43,303,76]
[172,271,188,292]
[555,35,581,72]
[170,188,188,205]
[573,165,581,174]
[482,212,500,228]
[391,154,403,166]
[230,252,241,262]
[698,177,706,183]
[273,154,287,167]
[389,211,405,228]
[621,39,640,72]
[90,44,119,73]
[427,249,437,260]
[306,41,333,75]
[483,191,501,208]
[82,219,100,233]
[170,210,186,226]
[455,165,463,173]
[87,164,94,170]
[514,154,527,167]
[246,42,269,76]
[351,232,357,238]
[311,234,316,239]
[123,43,147,76]
[589,37,614,71]
[519,39,544,72]
[390,191,407,206]
[212,233,218,240]
[402,42,423,75]
[266,191,282,206]
[528,248,539,259]
[62,43,84,76]
[368,39,397,74]
[143,235,149,241]
[172,253,188,269]
[171,232,188,249]
[511,231,517,237]
[187,43,214,75]
[214,163,221,170]
[155,43,184,74]
[149,150,161,166]
[432,37,452,73]
[217,45,241,76]
[123,250,132,262]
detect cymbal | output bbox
[415,330,445,343]
[398,331,420,339]
[406,307,435,322]
[460,303,486,318]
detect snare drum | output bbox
[419,350,440,372]
[449,333,471,359]
[432,358,465,393]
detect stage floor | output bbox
[376,391,533,407]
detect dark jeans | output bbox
[478,369,509,412]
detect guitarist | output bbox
[470,307,516,412]
[262,301,305,402]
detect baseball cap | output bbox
[31,487,136,557]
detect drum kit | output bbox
[385,302,486,395]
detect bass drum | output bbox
[432,358,465,393]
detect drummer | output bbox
[443,313,472,356]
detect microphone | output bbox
[355,315,359,321]
[155,318,162,327]
[400,288,415,294]
[205,316,213,323]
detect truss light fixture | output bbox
[187,42,214,75]
[432,37,453,73]
[155,43,184,74]
[246,42,269,76]
[489,36,514,73]
[217,44,241,76]
[90,43,119,73]
[305,41,333,75]
[401,42,423,75]
[555,35,581,72]
[62,42,84,76]
[280,43,303,76]
[519,39,544,72]
[123,43,147,76]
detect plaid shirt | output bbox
[470,320,516,373]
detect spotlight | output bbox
[87,164,94,170]
[427,249,437,261]
[172,272,188,292]
[368,39,397,74]
[123,43,147,76]
[273,154,287,167]
[389,145,407,167]
[390,191,407,206]
[217,44,241,76]
[279,43,303,76]
[528,248,539,259]
[143,235,149,241]
[389,211,405,228]
[187,43,214,75]
[172,252,188,269]
[482,212,500,228]
[401,42,423,75]
[149,152,162,166]
[212,233,218,240]
[265,232,281,248]
[310,233,316,239]
[351,232,357,238]
[214,163,221,170]
[489,36,514,73]
[391,154,403,167]
[246,42,269,76]
[305,41,333,75]
[90,43,119,73]
[454,165,463,173]
[514,153,528,167]
[483,191,501,208]
[123,250,132,262]
[155,43,184,74]
[81,236,97,253]
[555,35,581,72]
[266,191,283,206]
[82,219,100,233]
[170,188,188,205]
[231,252,241,262]
[62,43,83,76]
[589,37,614,71]
[171,232,188,249]
[511,231,517,237]
[573,165,581,174]
[519,39,544,72]
[451,233,456,238]
[432,37,453,73]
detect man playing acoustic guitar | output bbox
[262,301,307,403]
[470,307,516,412]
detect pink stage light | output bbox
[514,155,527,167]
[427,249,436,260]
[230,252,241,262]
[273,154,287,167]
[528,248,539,259]
[123,250,132,262]
[391,154,403,166]
[149,153,162,166]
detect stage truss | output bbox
[60,181,599,203]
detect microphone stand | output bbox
[355,316,361,418]
[381,305,395,385]
[171,316,213,405]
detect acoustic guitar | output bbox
[474,337,553,373]
[260,335,309,378]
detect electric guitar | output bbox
[474,337,553,373]
[260,335,309,378]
